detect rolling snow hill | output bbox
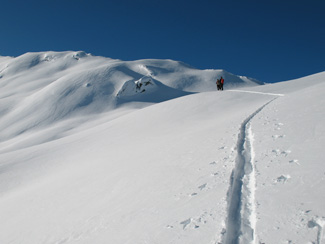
[0,51,262,152]
[0,51,324,244]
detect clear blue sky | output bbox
[1,0,324,83]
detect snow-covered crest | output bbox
[117,76,157,97]
[1,51,324,244]
[0,51,262,143]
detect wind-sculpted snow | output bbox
[118,76,157,96]
[0,51,261,148]
[0,51,324,244]
[116,76,191,103]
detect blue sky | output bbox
[0,0,324,83]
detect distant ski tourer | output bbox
[216,79,221,90]
[220,76,224,90]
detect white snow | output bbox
[0,51,324,244]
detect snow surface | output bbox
[0,51,324,244]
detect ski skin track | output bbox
[223,98,277,244]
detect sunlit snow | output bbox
[0,51,324,244]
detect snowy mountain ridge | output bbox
[0,51,324,244]
[0,51,262,146]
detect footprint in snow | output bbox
[274,122,284,130]
[223,156,229,161]
[272,134,286,139]
[179,212,210,230]
[289,159,299,165]
[272,149,291,157]
[198,183,207,190]
[275,175,291,183]
[189,184,209,197]
[272,149,281,155]
[180,218,192,229]
[281,150,291,156]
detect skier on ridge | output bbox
[216,77,225,91]
[220,76,224,90]
[216,79,221,90]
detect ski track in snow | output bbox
[227,90,285,97]
[223,98,277,244]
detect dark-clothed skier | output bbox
[216,79,221,90]
[220,76,224,90]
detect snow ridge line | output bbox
[227,90,285,97]
[223,98,277,244]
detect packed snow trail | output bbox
[224,98,277,244]
[227,90,284,97]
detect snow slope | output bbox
[246,73,325,244]
[0,51,324,244]
[0,51,261,152]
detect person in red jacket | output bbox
[220,76,224,90]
